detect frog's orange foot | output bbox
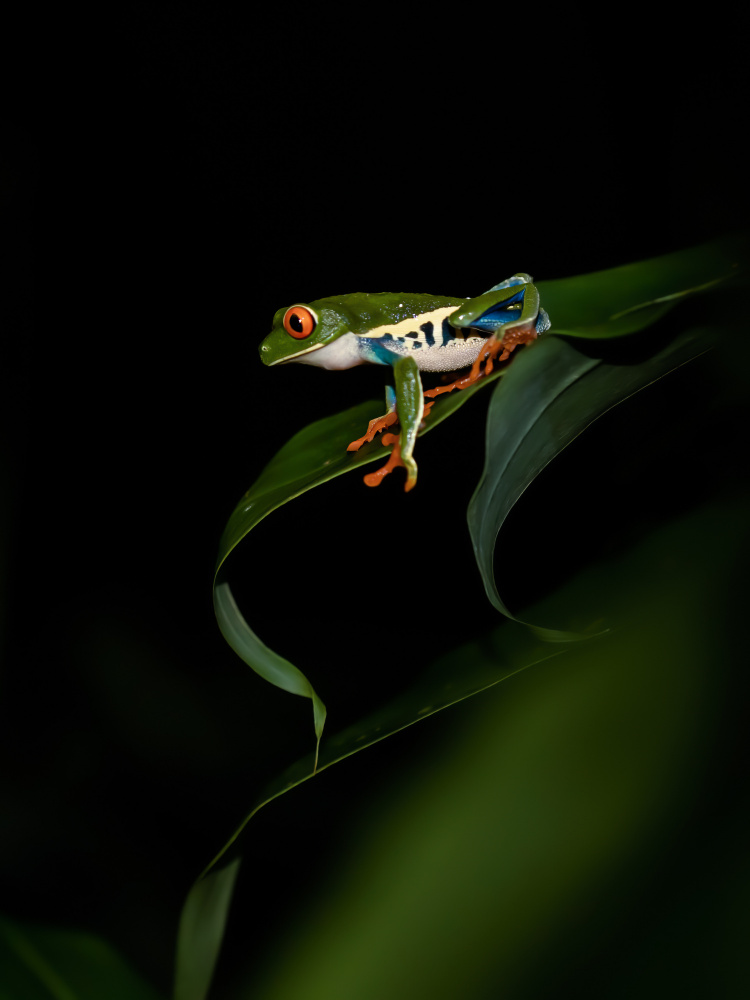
[501,323,539,354]
[363,434,406,488]
[466,334,509,380]
[347,410,399,452]
[467,324,539,380]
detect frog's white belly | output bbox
[293,333,365,369]
[383,334,487,372]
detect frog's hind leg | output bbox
[432,279,549,392]
[423,348,488,400]
[477,288,549,372]
[429,308,545,402]
[422,330,506,400]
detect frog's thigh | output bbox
[392,354,424,473]
[449,280,540,338]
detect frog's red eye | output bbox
[283,306,316,339]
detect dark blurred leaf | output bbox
[174,859,240,1000]
[234,500,750,1000]
[181,600,574,1000]
[0,915,163,1000]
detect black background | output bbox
[2,12,749,997]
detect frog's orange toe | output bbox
[347,410,399,452]
[465,325,538,381]
[501,323,539,354]
[363,435,404,488]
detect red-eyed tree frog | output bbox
[259,273,550,491]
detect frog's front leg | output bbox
[346,385,399,452]
[360,356,423,492]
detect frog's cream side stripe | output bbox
[268,341,327,364]
[363,306,460,343]
[365,305,489,372]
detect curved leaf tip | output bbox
[214,579,327,750]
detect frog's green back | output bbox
[309,291,466,335]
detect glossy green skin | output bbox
[259,277,544,489]
[259,292,463,367]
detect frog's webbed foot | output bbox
[347,409,407,488]
[469,322,539,378]
[346,410,399,452]
[347,411,416,491]
[362,432,418,492]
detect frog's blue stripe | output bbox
[360,337,399,365]
[470,289,527,332]
[440,317,454,346]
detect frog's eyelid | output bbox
[286,304,319,323]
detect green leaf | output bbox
[213,583,326,765]
[174,859,240,1000]
[212,234,748,748]
[0,915,163,1000]
[194,235,748,1000]
[468,324,717,633]
[213,399,390,763]
[538,231,748,338]
[213,235,748,727]
[199,617,565,874]
[211,382,510,760]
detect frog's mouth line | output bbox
[269,342,324,365]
